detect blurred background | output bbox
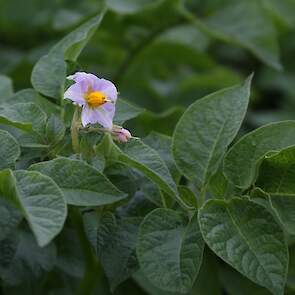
[1,0,295,139]
[0,0,295,294]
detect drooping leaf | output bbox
[137,209,204,293]
[172,76,252,189]
[108,138,186,207]
[0,169,67,247]
[256,145,295,235]
[199,197,288,295]
[224,121,295,189]
[31,10,106,99]
[0,130,20,170]
[29,157,127,206]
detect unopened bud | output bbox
[111,126,132,143]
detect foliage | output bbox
[0,0,295,294]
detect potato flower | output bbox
[64,72,117,129]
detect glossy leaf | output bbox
[172,76,252,188]
[29,157,127,206]
[137,209,204,293]
[199,197,288,295]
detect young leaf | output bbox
[29,157,127,206]
[224,121,295,189]
[137,209,204,293]
[172,75,252,189]
[256,145,295,235]
[199,197,288,295]
[0,169,67,247]
[31,10,106,99]
[0,130,20,170]
[0,102,47,134]
[45,115,66,145]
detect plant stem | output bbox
[71,106,80,154]
[199,185,207,206]
[71,208,100,295]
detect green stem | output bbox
[199,185,207,206]
[71,208,101,295]
[71,106,80,154]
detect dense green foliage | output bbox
[0,0,295,294]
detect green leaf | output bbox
[224,121,295,189]
[178,185,198,208]
[114,99,144,125]
[199,197,288,295]
[31,10,106,99]
[45,115,66,145]
[137,209,204,293]
[256,146,295,235]
[202,1,281,70]
[0,130,20,169]
[172,76,252,188]
[0,229,56,285]
[0,102,47,134]
[0,169,67,247]
[144,132,180,182]
[0,232,19,272]
[0,75,13,99]
[0,199,22,242]
[29,157,127,206]
[98,215,142,291]
[109,138,186,207]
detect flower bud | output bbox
[111,126,132,143]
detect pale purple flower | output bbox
[64,72,118,129]
[111,126,132,143]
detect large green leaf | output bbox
[0,102,47,134]
[107,0,162,14]
[256,146,295,234]
[199,197,288,295]
[0,169,67,247]
[114,99,144,125]
[224,121,295,189]
[29,157,127,206]
[0,130,20,170]
[172,76,252,189]
[201,1,281,70]
[31,10,106,99]
[137,209,204,293]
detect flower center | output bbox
[85,91,107,108]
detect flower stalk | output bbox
[71,106,80,154]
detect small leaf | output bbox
[31,11,106,99]
[224,121,295,189]
[199,197,288,295]
[0,169,67,247]
[256,145,295,235]
[29,157,127,206]
[172,75,252,188]
[0,130,20,170]
[137,209,204,293]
